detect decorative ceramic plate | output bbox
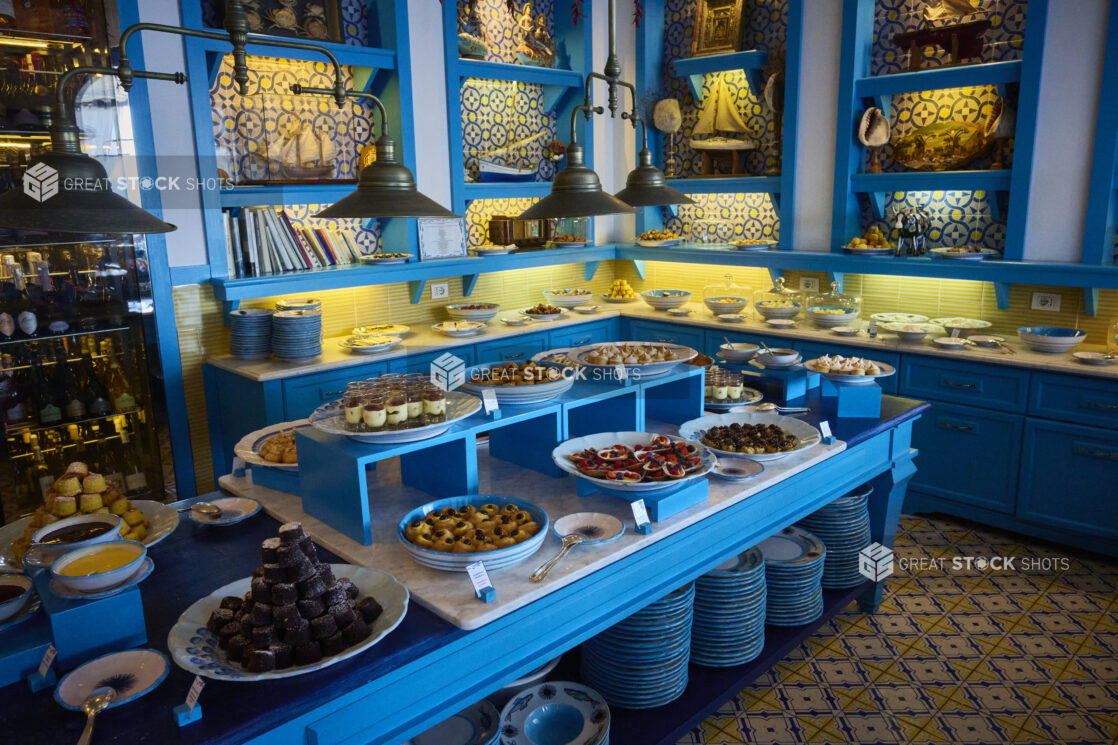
[530,349,583,369]
[339,337,404,355]
[552,513,625,544]
[552,431,716,492]
[678,413,822,462]
[310,392,482,444]
[929,317,991,332]
[842,245,894,256]
[572,305,600,314]
[432,321,485,338]
[234,420,310,472]
[49,556,155,601]
[704,387,763,410]
[404,700,500,745]
[501,314,531,326]
[55,649,169,710]
[470,245,517,255]
[398,495,549,572]
[460,364,575,405]
[711,458,765,480]
[168,565,408,681]
[636,238,680,247]
[499,682,610,745]
[186,497,261,526]
[548,240,591,248]
[735,241,778,251]
[803,358,897,386]
[870,313,929,324]
[569,341,698,378]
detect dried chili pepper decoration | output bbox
[633,0,644,26]
[507,0,518,14]
[570,0,584,24]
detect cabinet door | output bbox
[909,401,1023,513]
[628,320,705,351]
[900,356,1029,413]
[1020,420,1118,538]
[1029,373,1118,430]
[389,347,476,374]
[474,333,549,364]
[798,342,901,393]
[549,321,613,349]
[282,363,388,419]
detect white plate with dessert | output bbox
[570,342,697,378]
[678,413,822,462]
[338,335,404,355]
[432,321,485,338]
[234,421,309,472]
[553,432,716,492]
[804,355,896,386]
[310,391,482,444]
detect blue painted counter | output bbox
[1,395,926,745]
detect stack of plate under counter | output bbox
[580,583,695,709]
[759,526,827,626]
[690,547,767,667]
[796,485,873,589]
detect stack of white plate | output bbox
[499,682,610,745]
[276,297,322,313]
[228,308,272,359]
[581,583,694,709]
[690,548,767,667]
[403,700,499,745]
[797,485,872,589]
[271,310,323,362]
[759,526,827,626]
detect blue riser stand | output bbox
[820,378,883,418]
[754,365,819,404]
[400,437,478,496]
[576,476,709,522]
[0,614,51,688]
[643,368,706,424]
[487,407,565,477]
[565,391,642,439]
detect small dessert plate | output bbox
[968,335,1005,348]
[831,326,859,337]
[55,649,169,711]
[933,337,970,350]
[553,513,626,545]
[717,313,744,323]
[572,305,600,314]
[187,496,262,526]
[766,319,796,329]
[501,314,531,326]
[1073,351,1116,365]
[712,458,765,481]
[667,307,692,317]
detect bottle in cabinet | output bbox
[105,346,137,412]
[118,423,148,497]
[82,352,111,417]
[25,433,52,500]
[32,358,62,426]
[1,354,29,426]
[54,348,85,420]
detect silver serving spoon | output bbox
[530,534,584,583]
[179,502,222,518]
[753,402,810,414]
[77,687,115,745]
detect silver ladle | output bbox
[179,502,222,519]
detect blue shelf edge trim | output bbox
[194,34,396,70]
[666,176,781,195]
[849,169,1012,194]
[456,58,584,88]
[853,59,1022,99]
[170,264,214,287]
[462,182,555,201]
[671,50,770,99]
[219,183,358,208]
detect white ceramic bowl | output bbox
[641,289,692,310]
[719,342,759,361]
[1018,326,1087,353]
[704,296,749,315]
[766,318,796,329]
[895,329,928,343]
[51,540,147,593]
[461,363,575,405]
[930,318,991,338]
[831,326,859,337]
[572,305,599,314]
[667,307,692,317]
[808,306,859,328]
[488,656,562,708]
[542,290,594,308]
[756,347,799,366]
[432,321,485,337]
[32,513,123,550]
[754,301,801,320]
[445,303,500,322]
[0,574,32,622]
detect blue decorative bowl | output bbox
[641,289,692,310]
[1018,326,1086,353]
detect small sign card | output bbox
[614,364,628,381]
[417,218,467,261]
[186,676,205,713]
[466,561,495,602]
[482,388,499,416]
[820,420,834,443]
[631,499,652,534]
[38,644,56,678]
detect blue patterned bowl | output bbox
[1018,326,1086,353]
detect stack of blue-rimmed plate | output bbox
[275,297,322,313]
[271,310,323,362]
[690,548,767,667]
[228,308,272,359]
[797,484,872,589]
[759,526,826,626]
[581,583,694,709]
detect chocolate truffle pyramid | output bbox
[207,522,383,672]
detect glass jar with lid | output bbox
[703,273,749,316]
[806,281,862,328]
[753,276,805,321]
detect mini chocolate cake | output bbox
[284,618,311,647]
[337,577,359,600]
[251,602,273,626]
[296,574,326,599]
[294,641,322,665]
[271,582,297,606]
[251,577,271,603]
[272,604,300,628]
[298,535,316,560]
[320,632,345,656]
[219,596,244,612]
[310,614,337,640]
[342,618,371,645]
[207,607,234,633]
[357,597,383,623]
[262,563,286,583]
[270,642,294,669]
[321,585,347,607]
[315,564,335,585]
[261,537,281,563]
[252,625,278,648]
[279,521,306,545]
[245,649,276,673]
[219,622,240,648]
[252,566,265,579]
[287,560,316,583]
[297,597,325,619]
[329,602,355,628]
[227,635,250,662]
[275,544,300,568]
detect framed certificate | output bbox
[417,218,468,261]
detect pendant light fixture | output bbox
[518,0,693,220]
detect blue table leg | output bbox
[859,445,918,613]
[488,410,564,477]
[401,436,478,497]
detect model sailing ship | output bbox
[477,131,548,182]
[262,114,338,181]
[689,76,757,176]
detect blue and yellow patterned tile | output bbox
[992,714,1051,745]
[828,685,880,714]
[1033,712,1114,744]
[984,657,1065,685]
[771,659,815,687]
[923,633,987,660]
[1010,611,1091,635]
[859,659,909,685]
[732,712,804,745]
[698,716,745,744]
[1085,712,1118,741]
[804,635,848,660]
[892,714,954,745]
[936,712,1013,744]
[897,658,964,685]
[736,684,784,714]
[776,683,838,716]
[834,614,877,637]
[808,658,875,688]
[839,633,910,661]
[1065,656,1118,683]
[866,681,939,716]
[920,614,965,635]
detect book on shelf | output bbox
[224,208,366,278]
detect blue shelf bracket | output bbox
[867,190,887,221]
[221,300,240,326]
[987,189,1003,221]
[542,84,571,112]
[767,268,783,285]
[661,203,679,219]
[993,281,1010,310]
[871,93,891,115]
[409,279,427,304]
[205,51,223,89]
[769,191,781,210]
[584,260,601,280]
[684,73,704,101]
[744,69,763,95]
[629,259,647,280]
[461,273,480,297]
[1083,287,1099,317]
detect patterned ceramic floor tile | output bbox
[1032,712,1114,744]
[776,684,837,716]
[866,682,940,716]
[936,711,1012,743]
[732,713,804,745]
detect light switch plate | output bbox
[1031,292,1061,312]
[800,277,820,293]
[431,282,450,300]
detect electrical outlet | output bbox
[800,277,820,293]
[1031,292,1061,312]
[431,282,450,300]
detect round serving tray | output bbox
[678,412,821,462]
[460,363,575,405]
[234,420,310,472]
[310,392,481,444]
[568,341,697,378]
[552,431,716,492]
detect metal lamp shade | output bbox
[316,137,459,219]
[0,151,176,234]
[518,144,637,219]
[614,148,695,207]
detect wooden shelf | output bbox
[671,50,770,99]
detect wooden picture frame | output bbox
[691,0,747,57]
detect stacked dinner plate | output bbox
[271,310,323,362]
[759,526,827,626]
[581,583,694,709]
[797,485,872,589]
[275,297,323,313]
[228,308,272,359]
[690,548,767,667]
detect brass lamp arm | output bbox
[289,84,390,139]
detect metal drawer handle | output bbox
[572,336,591,345]
[325,390,345,397]
[1082,399,1118,411]
[657,337,677,344]
[503,352,525,360]
[941,378,977,390]
[939,421,974,432]
[1075,445,1118,461]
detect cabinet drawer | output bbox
[389,347,475,374]
[909,402,1023,514]
[282,363,388,419]
[1029,373,1118,429]
[899,356,1028,412]
[1020,420,1118,538]
[628,320,705,351]
[474,332,549,364]
[797,342,901,393]
[549,321,613,349]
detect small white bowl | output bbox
[831,326,859,337]
[933,337,969,350]
[968,335,1004,348]
[51,540,147,593]
[32,513,122,550]
[1072,351,1116,365]
[445,303,500,322]
[719,342,759,361]
[895,329,927,343]
[717,313,744,323]
[756,347,799,365]
[0,574,32,622]
[542,290,594,308]
[766,318,796,329]
[667,307,692,317]
[501,315,530,326]
[572,305,599,314]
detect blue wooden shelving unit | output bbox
[175,0,418,287]
[633,0,805,251]
[1081,0,1118,314]
[830,0,1049,263]
[440,2,594,218]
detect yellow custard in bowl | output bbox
[52,540,147,592]
[57,547,138,576]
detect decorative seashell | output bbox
[858,107,890,148]
[984,97,1015,138]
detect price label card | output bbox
[614,364,628,381]
[631,499,650,527]
[820,420,833,439]
[38,644,56,678]
[186,675,205,713]
[466,561,493,596]
[950,328,960,338]
[482,389,499,415]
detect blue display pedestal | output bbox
[577,477,709,522]
[751,364,819,404]
[820,378,882,418]
[0,614,51,688]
